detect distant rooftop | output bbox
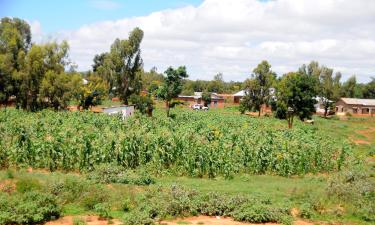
[341,98,375,106]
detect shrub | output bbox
[86,164,155,185]
[0,191,61,225]
[73,217,87,225]
[298,203,314,219]
[16,177,42,193]
[232,202,290,224]
[81,185,109,210]
[94,203,112,219]
[327,168,375,221]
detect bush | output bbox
[327,168,375,221]
[81,185,109,210]
[16,177,42,193]
[73,217,87,225]
[0,191,61,225]
[94,203,112,219]
[86,164,155,185]
[298,203,314,219]
[232,203,290,224]
[122,185,291,225]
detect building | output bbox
[335,98,375,116]
[314,97,333,115]
[233,90,247,104]
[233,88,276,104]
[176,92,225,108]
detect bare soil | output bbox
[45,216,122,225]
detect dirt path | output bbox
[45,216,122,225]
[161,216,315,225]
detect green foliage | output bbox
[81,185,109,210]
[0,191,61,225]
[241,60,276,115]
[86,164,155,185]
[157,66,188,116]
[0,108,350,177]
[232,203,290,224]
[327,168,375,221]
[94,203,112,219]
[201,91,211,107]
[275,71,318,127]
[72,217,87,225]
[107,28,144,104]
[129,94,154,115]
[78,74,108,110]
[124,185,291,225]
[16,177,42,193]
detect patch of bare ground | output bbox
[160,216,316,225]
[45,216,122,225]
[0,179,16,193]
[351,127,375,145]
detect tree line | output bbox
[1,17,374,119]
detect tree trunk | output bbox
[258,109,261,117]
[324,106,328,118]
[166,101,170,117]
[287,114,294,129]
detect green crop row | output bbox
[0,109,351,177]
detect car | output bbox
[192,104,209,111]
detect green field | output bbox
[0,107,374,225]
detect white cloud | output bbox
[35,0,375,82]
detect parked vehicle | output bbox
[192,104,209,111]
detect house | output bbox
[335,98,375,116]
[314,97,333,114]
[233,88,276,104]
[233,90,247,104]
[176,92,225,108]
[90,105,135,119]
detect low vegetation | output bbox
[0,108,352,177]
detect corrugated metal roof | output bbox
[341,98,375,106]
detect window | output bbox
[362,108,369,114]
[352,108,358,114]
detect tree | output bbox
[78,75,109,110]
[341,75,363,98]
[0,17,31,106]
[92,53,107,72]
[157,66,188,117]
[129,94,154,116]
[319,67,342,117]
[109,28,144,104]
[202,91,211,107]
[14,41,70,111]
[241,60,276,116]
[363,77,375,99]
[276,72,318,128]
[207,73,224,93]
[39,71,82,110]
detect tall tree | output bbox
[275,72,318,128]
[207,73,225,93]
[0,17,31,105]
[341,75,363,98]
[157,66,188,117]
[109,28,144,104]
[319,67,342,117]
[14,41,70,111]
[241,60,276,116]
[39,71,82,110]
[363,77,375,99]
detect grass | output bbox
[0,107,374,225]
[157,175,326,202]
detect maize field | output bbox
[0,108,350,177]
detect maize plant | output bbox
[0,108,351,177]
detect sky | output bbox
[1,0,375,82]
